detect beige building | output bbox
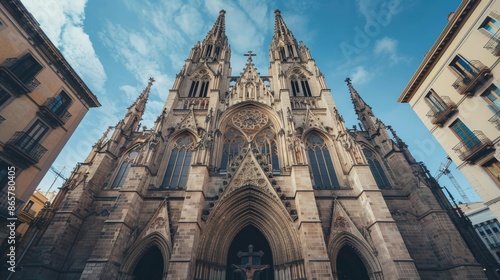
[399,0,500,223]
[0,0,100,236]
[16,190,49,239]
[12,9,498,280]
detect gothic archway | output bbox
[132,246,163,280]
[336,245,369,280]
[226,225,274,280]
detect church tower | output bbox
[14,10,492,280]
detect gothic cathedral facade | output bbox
[13,10,496,280]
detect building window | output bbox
[363,149,391,189]
[301,77,312,97]
[484,159,500,183]
[24,200,34,212]
[220,129,245,172]
[287,45,294,57]
[291,76,300,96]
[280,47,286,61]
[482,84,500,111]
[161,135,194,189]
[19,120,49,151]
[111,151,137,188]
[450,55,476,79]
[290,75,312,97]
[305,131,340,189]
[8,53,43,84]
[48,91,72,115]
[252,128,279,174]
[205,44,213,57]
[188,74,210,98]
[481,16,500,34]
[450,119,479,148]
[0,87,12,108]
[425,90,447,112]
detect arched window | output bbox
[305,132,339,189]
[161,135,195,189]
[111,151,138,188]
[220,129,246,172]
[252,128,279,174]
[290,74,311,97]
[363,149,391,189]
[188,73,210,97]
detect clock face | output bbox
[232,110,268,131]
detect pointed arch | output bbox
[197,186,303,267]
[119,232,171,279]
[108,147,140,189]
[362,148,392,189]
[328,232,383,280]
[304,130,340,189]
[160,133,196,189]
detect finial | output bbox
[275,9,281,15]
[219,10,226,15]
[345,77,352,86]
[243,51,256,62]
[148,77,155,85]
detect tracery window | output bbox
[161,135,195,189]
[252,128,279,173]
[305,132,339,189]
[220,129,246,172]
[290,74,311,97]
[362,149,391,189]
[111,151,138,188]
[188,73,210,97]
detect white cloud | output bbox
[21,0,107,93]
[374,37,409,64]
[350,66,373,85]
[175,5,205,36]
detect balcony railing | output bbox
[290,96,321,109]
[489,111,500,131]
[37,98,72,127]
[3,132,47,168]
[452,130,495,163]
[0,58,40,95]
[177,97,210,110]
[425,96,458,126]
[452,60,492,96]
[484,29,500,56]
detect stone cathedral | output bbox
[11,10,498,280]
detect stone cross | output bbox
[232,244,269,279]
[244,51,256,62]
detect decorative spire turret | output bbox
[198,10,228,61]
[270,10,301,62]
[345,77,372,117]
[128,77,154,113]
[205,10,227,43]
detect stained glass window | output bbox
[363,149,391,189]
[161,135,194,189]
[305,132,339,189]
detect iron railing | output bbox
[489,111,500,131]
[452,130,494,162]
[484,29,500,56]
[5,131,47,163]
[452,60,491,95]
[425,96,457,125]
[0,57,40,93]
[40,97,72,124]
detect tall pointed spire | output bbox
[128,77,154,113]
[204,10,227,43]
[345,77,372,116]
[273,9,295,42]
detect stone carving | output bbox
[232,109,268,132]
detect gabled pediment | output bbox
[175,109,198,135]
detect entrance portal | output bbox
[336,245,369,280]
[132,246,164,280]
[226,225,274,280]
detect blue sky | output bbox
[20,0,481,203]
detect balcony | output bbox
[425,96,458,126]
[452,130,495,163]
[290,96,321,109]
[489,111,500,130]
[484,29,500,56]
[177,97,210,110]
[37,98,72,128]
[3,132,47,169]
[452,61,492,96]
[0,58,40,96]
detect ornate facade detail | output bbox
[232,109,269,132]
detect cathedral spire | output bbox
[128,77,154,114]
[204,10,227,43]
[345,77,372,116]
[273,9,295,42]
